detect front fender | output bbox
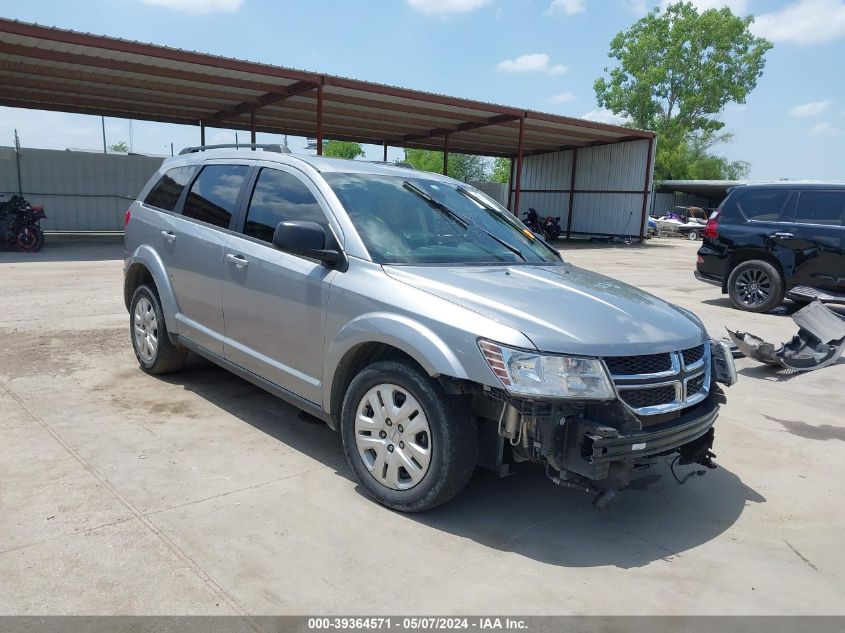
[124,245,179,333]
[323,312,471,415]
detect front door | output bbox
[222,165,339,405]
[778,189,845,292]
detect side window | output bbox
[794,191,844,227]
[736,189,790,222]
[182,164,249,229]
[143,166,196,211]
[243,168,327,243]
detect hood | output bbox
[383,263,705,357]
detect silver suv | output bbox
[124,145,737,511]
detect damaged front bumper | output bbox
[473,338,736,505]
[728,300,845,371]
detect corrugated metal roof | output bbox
[0,18,654,157]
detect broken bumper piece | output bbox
[728,300,845,371]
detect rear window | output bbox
[794,191,844,226]
[735,189,791,222]
[182,164,249,229]
[143,166,197,211]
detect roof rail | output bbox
[178,143,291,155]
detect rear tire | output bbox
[727,260,784,313]
[340,360,477,512]
[686,229,699,241]
[129,284,187,374]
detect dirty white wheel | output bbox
[133,296,159,363]
[340,360,477,512]
[354,384,432,490]
[129,284,187,374]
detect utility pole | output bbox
[101,116,107,154]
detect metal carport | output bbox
[0,18,656,239]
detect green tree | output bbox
[108,141,129,152]
[400,148,489,182]
[323,140,365,160]
[490,157,511,184]
[594,1,771,179]
[656,132,750,181]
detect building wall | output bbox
[512,138,654,238]
[0,146,164,231]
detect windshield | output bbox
[324,172,561,265]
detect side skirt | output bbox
[175,335,336,429]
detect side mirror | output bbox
[272,220,341,265]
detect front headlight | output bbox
[478,340,614,399]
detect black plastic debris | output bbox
[727,301,845,372]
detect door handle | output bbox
[225,253,248,268]
[772,232,794,238]
[161,230,176,242]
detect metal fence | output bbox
[0,146,164,231]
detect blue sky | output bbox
[1,0,844,180]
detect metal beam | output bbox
[383,141,387,162]
[316,83,324,156]
[639,136,654,242]
[209,80,319,123]
[442,133,449,175]
[513,117,525,216]
[566,149,578,239]
[200,120,205,145]
[250,108,256,145]
[403,114,518,143]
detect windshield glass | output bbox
[324,172,561,265]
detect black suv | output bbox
[695,183,845,312]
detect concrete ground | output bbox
[0,236,842,616]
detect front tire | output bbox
[129,284,187,374]
[340,360,477,512]
[727,260,784,313]
[16,224,44,252]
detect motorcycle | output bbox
[522,207,562,242]
[0,194,47,252]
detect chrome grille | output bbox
[605,341,711,415]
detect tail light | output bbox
[124,208,131,227]
[703,209,721,239]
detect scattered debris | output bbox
[728,301,845,371]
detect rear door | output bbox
[222,164,340,405]
[727,187,795,262]
[779,189,845,292]
[165,161,252,355]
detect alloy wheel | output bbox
[734,267,772,308]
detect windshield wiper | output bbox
[402,181,468,228]
[402,180,525,262]
[457,186,562,261]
